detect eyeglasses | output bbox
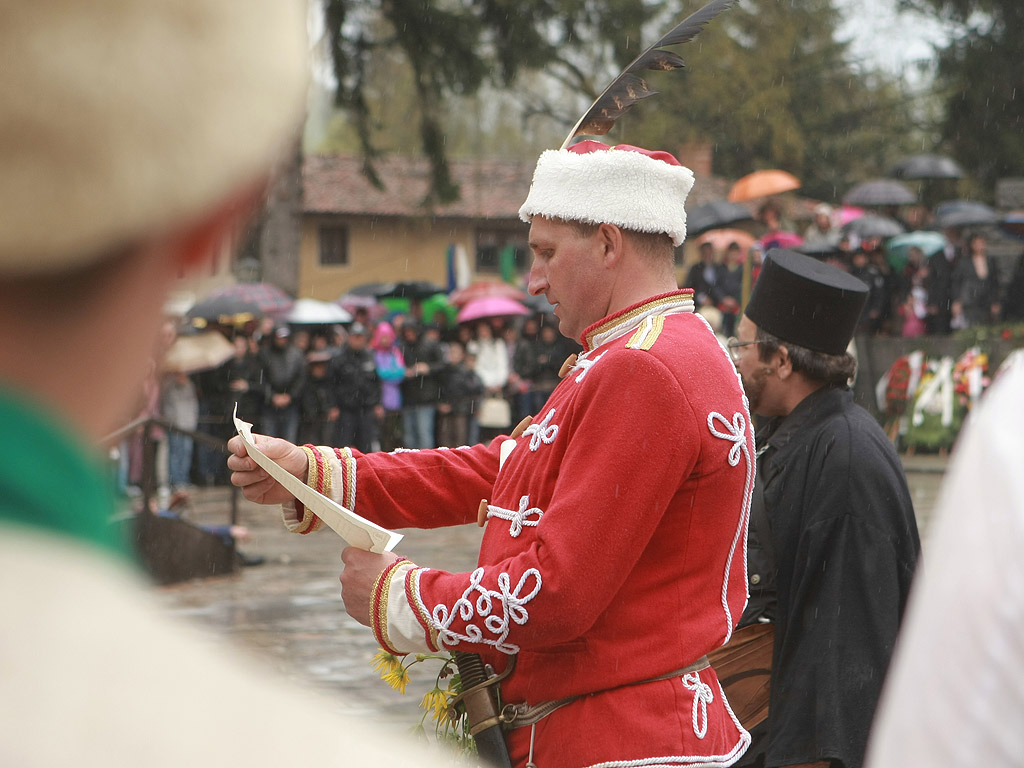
[726,337,758,362]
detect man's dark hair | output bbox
[568,220,674,261]
[755,326,856,386]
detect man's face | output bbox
[527,217,608,341]
[349,333,367,350]
[734,315,775,416]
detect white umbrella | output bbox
[286,298,352,325]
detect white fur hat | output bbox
[0,1,307,275]
[519,141,695,246]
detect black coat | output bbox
[205,353,266,422]
[400,336,445,405]
[743,386,920,768]
[329,346,380,411]
[259,344,306,401]
[925,248,961,333]
[438,362,484,416]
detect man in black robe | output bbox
[730,249,920,768]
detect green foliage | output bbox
[900,0,1024,194]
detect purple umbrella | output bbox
[204,282,293,315]
[457,296,530,324]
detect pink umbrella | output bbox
[697,228,756,254]
[336,293,388,322]
[839,205,865,225]
[449,281,527,307]
[457,296,530,323]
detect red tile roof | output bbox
[303,154,736,220]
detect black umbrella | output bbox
[381,281,447,300]
[933,200,999,229]
[843,179,916,207]
[186,294,261,321]
[350,280,446,300]
[841,215,906,240]
[686,200,755,237]
[889,154,965,180]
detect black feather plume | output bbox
[560,0,735,150]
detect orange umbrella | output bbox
[728,170,801,203]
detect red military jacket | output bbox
[291,291,755,767]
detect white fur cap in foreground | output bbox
[0,1,308,275]
[519,147,696,246]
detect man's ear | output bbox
[596,223,625,268]
[171,179,269,275]
[775,345,794,380]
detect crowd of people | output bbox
[686,203,1024,341]
[124,306,581,496]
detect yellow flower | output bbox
[371,649,403,677]
[383,665,411,695]
[420,687,452,724]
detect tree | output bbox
[620,0,920,200]
[900,0,1024,194]
[317,0,922,204]
[319,0,685,202]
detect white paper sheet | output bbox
[233,406,403,553]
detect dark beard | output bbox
[740,369,766,415]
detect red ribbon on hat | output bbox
[567,139,682,167]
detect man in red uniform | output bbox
[230,141,755,767]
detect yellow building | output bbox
[299,152,733,301]
[300,154,537,300]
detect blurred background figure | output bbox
[952,233,1001,329]
[925,229,964,335]
[437,340,484,447]
[803,203,837,248]
[299,350,335,446]
[684,240,723,311]
[468,320,511,439]
[370,322,405,451]
[259,326,305,443]
[718,241,745,338]
[329,322,380,452]
[160,368,198,493]
[399,322,443,449]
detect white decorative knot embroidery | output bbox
[682,672,714,739]
[707,411,748,467]
[706,410,754,644]
[432,566,542,654]
[573,351,607,382]
[522,408,559,451]
[486,495,544,537]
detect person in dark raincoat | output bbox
[731,249,920,768]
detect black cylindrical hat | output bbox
[744,249,869,355]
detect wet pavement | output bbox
[155,455,947,731]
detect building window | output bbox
[319,225,349,267]
[475,227,529,275]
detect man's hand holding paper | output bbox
[227,432,308,505]
[229,408,403,553]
